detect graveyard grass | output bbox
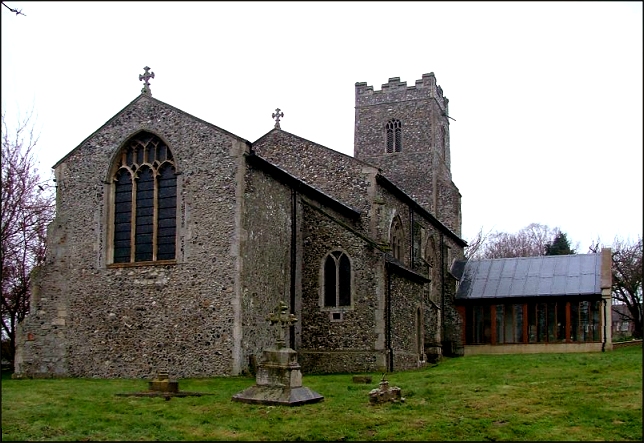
[2,344,641,441]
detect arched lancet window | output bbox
[390,218,404,262]
[112,132,177,264]
[323,251,352,308]
[385,119,402,153]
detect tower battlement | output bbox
[355,73,448,111]
[353,72,460,235]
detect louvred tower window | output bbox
[385,119,402,153]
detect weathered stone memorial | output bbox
[232,301,324,406]
[368,373,404,404]
[115,369,211,400]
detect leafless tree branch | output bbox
[1,110,54,365]
[1,1,26,16]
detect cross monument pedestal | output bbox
[232,301,323,406]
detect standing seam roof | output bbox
[455,253,601,299]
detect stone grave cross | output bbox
[266,300,297,348]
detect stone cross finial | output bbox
[266,300,297,348]
[272,108,284,129]
[139,66,155,95]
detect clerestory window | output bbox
[391,218,404,262]
[323,251,352,308]
[111,132,177,264]
[385,119,402,153]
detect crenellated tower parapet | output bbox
[355,73,449,117]
[353,73,460,236]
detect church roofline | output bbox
[253,128,365,166]
[245,151,362,220]
[385,255,430,283]
[52,94,252,170]
[375,174,467,248]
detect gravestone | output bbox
[148,369,179,393]
[115,368,212,399]
[232,301,323,406]
[369,373,404,404]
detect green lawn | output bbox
[2,345,641,441]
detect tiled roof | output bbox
[454,253,602,300]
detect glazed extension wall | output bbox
[14,96,249,378]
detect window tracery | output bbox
[111,132,177,264]
[385,119,402,153]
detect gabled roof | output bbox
[375,174,466,248]
[454,253,602,300]
[246,151,361,220]
[52,93,251,169]
[252,129,467,247]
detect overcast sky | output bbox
[2,1,642,250]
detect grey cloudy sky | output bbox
[2,1,642,249]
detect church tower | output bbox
[354,73,461,235]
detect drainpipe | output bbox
[386,262,393,372]
[440,233,446,353]
[410,209,414,266]
[290,189,297,348]
[602,298,607,352]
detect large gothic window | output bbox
[385,119,402,153]
[323,251,352,308]
[112,132,177,264]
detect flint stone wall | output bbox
[16,95,249,378]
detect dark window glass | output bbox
[113,169,133,263]
[557,302,567,342]
[592,301,600,341]
[324,256,336,307]
[537,303,547,342]
[467,305,491,344]
[385,119,402,153]
[528,303,537,343]
[504,304,514,343]
[323,251,352,309]
[112,132,176,264]
[496,304,504,344]
[570,302,579,342]
[339,254,351,306]
[514,304,524,343]
[547,303,557,342]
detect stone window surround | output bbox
[319,249,355,320]
[385,118,402,153]
[390,216,405,263]
[105,130,180,268]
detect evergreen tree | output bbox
[545,231,575,255]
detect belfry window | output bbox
[323,251,352,308]
[385,119,402,153]
[112,132,177,264]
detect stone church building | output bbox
[14,71,466,378]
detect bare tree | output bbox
[469,223,571,259]
[1,1,27,16]
[590,237,643,339]
[464,226,492,259]
[1,111,54,366]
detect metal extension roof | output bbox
[454,253,602,300]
